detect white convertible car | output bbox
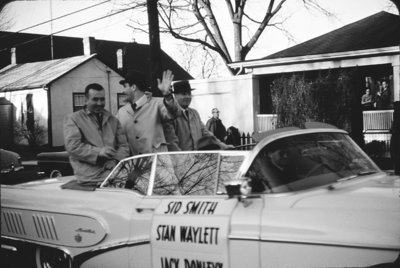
[1,124,400,268]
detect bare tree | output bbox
[125,0,332,75]
[390,0,400,12]
[178,42,222,78]
[0,0,15,31]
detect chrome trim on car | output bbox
[32,213,59,241]
[1,244,17,251]
[73,239,150,267]
[1,235,73,256]
[2,206,109,247]
[2,209,26,236]
[229,237,400,251]
[147,154,158,196]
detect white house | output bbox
[189,12,399,138]
[0,54,125,147]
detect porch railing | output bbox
[363,110,393,158]
[363,110,394,131]
[256,114,277,132]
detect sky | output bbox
[1,0,398,77]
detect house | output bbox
[229,11,399,111]
[0,32,193,148]
[185,12,399,141]
[0,53,125,147]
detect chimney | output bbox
[83,37,96,56]
[11,47,17,64]
[116,49,123,70]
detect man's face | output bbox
[175,91,192,109]
[382,81,388,90]
[86,89,105,113]
[212,109,220,119]
[123,83,136,101]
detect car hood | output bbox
[263,172,400,250]
[291,172,400,211]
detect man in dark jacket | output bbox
[206,108,226,143]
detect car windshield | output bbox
[102,152,245,195]
[246,132,380,193]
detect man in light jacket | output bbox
[116,70,179,155]
[64,83,129,185]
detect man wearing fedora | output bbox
[164,80,232,151]
[116,70,179,155]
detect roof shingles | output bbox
[0,55,95,92]
[263,11,400,60]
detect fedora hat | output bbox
[172,80,194,94]
[119,70,148,91]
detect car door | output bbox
[145,151,262,268]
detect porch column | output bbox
[393,63,400,101]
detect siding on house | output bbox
[0,56,124,147]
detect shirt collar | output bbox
[133,94,148,109]
[180,106,189,112]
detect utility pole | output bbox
[49,0,54,59]
[147,0,162,96]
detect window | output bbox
[217,155,245,193]
[102,156,154,195]
[153,153,218,196]
[117,93,128,109]
[73,93,85,112]
[246,133,379,193]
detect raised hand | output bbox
[157,69,174,96]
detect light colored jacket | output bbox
[64,109,129,184]
[164,107,220,151]
[116,94,178,155]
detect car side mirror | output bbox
[224,177,252,199]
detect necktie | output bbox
[95,113,103,130]
[185,109,189,118]
[131,103,137,111]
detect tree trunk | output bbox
[233,15,242,62]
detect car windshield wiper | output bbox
[336,170,378,182]
[355,170,379,176]
[328,170,378,190]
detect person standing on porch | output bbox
[361,88,373,110]
[375,80,391,109]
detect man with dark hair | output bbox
[116,70,179,155]
[375,80,391,109]
[64,83,129,185]
[164,80,232,151]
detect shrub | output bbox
[14,119,47,148]
[270,69,355,131]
